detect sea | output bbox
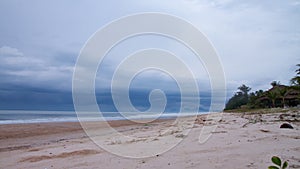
[0,110,203,124]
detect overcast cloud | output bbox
[0,0,299,110]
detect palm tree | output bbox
[271,81,280,87]
[290,77,300,86]
[266,91,278,108]
[278,87,289,108]
[238,84,251,95]
[290,64,300,86]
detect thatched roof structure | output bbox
[257,85,300,107]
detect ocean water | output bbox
[0,110,202,124]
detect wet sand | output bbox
[0,111,299,169]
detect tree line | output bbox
[224,64,300,110]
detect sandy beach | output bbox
[0,110,299,169]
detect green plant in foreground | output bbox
[268,156,288,169]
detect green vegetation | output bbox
[268,156,288,169]
[224,64,300,111]
[224,84,251,110]
[290,63,300,86]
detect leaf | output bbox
[268,166,280,169]
[271,156,281,166]
[282,161,288,169]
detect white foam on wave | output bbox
[0,111,209,124]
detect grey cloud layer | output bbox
[0,0,299,110]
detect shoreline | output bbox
[0,111,299,168]
[0,111,210,125]
[0,118,177,140]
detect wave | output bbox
[0,110,208,124]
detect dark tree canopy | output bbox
[291,64,300,86]
[238,84,251,95]
[225,84,251,110]
[271,81,280,87]
[224,64,300,110]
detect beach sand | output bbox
[0,111,299,169]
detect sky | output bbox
[0,0,299,111]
